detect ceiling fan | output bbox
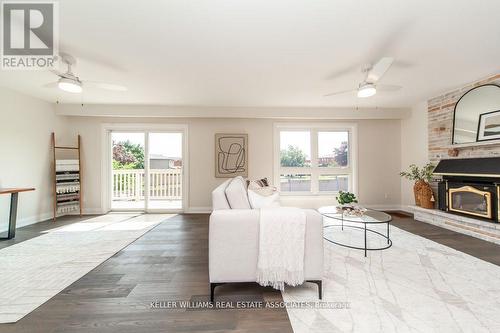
[324,57,401,98]
[44,52,127,93]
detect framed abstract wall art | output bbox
[477,110,500,141]
[215,133,248,178]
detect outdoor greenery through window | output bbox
[113,140,145,170]
[278,128,352,194]
[280,131,311,168]
[111,132,184,210]
[318,131,349,167]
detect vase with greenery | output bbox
[399,163,434,207]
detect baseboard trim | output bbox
[185,206,212,214]
[364,204,403,211]
[0,211,52,234]
[186,205,403,214]
[82,208,107,215]
[0,209,108,234]
[399,205,416,214]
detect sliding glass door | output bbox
[147,132,183,210]
[111,132,146,211]
[110,130,184,212]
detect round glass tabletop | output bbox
[318,205,392,224]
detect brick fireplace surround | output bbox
[428,73,500,162]
[413,73,500,244]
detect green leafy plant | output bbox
[280,145,307,167]
[399,163,434,182]
[336,191,358,205]
[112,140,145,170]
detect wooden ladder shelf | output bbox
[51,132,83,221]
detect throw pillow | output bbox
[248,183,276,196]
[246,177,269,188]
[248,190,280,209]
[247,178,276,196]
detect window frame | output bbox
[274,123,358,196]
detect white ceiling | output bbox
[1,0,500,108]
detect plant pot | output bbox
[413,180,425,206]
[419,182,435,209]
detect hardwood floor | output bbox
[1,211,500,332]
[0,214,292,333]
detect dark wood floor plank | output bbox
[3,211,500,333]
[0,214,293,333]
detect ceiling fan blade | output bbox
[59,43,127,73]
[42,82,59,89]
[324,63,361,81]
[366,57,394,83]
[376,84,402,92]
[49,69,65,77]
[84,81,127,91]
[323,89,356,97]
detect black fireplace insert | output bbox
[434,157,500,223]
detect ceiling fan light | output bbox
[357,83,376,98]
[58,78,82,93]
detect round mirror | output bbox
[453,84,500,144]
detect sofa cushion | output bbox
[212,179,231,210]
[248,190,280,209]
[225,176,251,209]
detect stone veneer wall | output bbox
[428,73,500,164]
[418,74,500,242]
[414,74,500,244]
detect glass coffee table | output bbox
[318,206,392,257]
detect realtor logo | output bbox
[1,1,58,69]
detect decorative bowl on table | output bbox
[336,204,367,217]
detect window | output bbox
[280,174,311,192]
[318,131,349,168]
[280,131,311,167]
[275,124,356,195]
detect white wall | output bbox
[400,101,429,210]
[0,87,68,231]
[358,120,402,209]
[64,116,402,212]
[0,88,406,229]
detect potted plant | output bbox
[335,191,366,216]
[400,163,435,207]
[336,191,358,206]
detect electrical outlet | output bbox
[384,193,389,199]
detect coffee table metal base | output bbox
[324,223,392,257]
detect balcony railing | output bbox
[112,169,182,201]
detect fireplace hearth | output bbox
[435,157,500,223]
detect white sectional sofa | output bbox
[209,177,324,301]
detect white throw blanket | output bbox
[257,207,306,290]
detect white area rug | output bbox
[283,221,500,333]
[0,213,173,323]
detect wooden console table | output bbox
[0,188,35,240]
